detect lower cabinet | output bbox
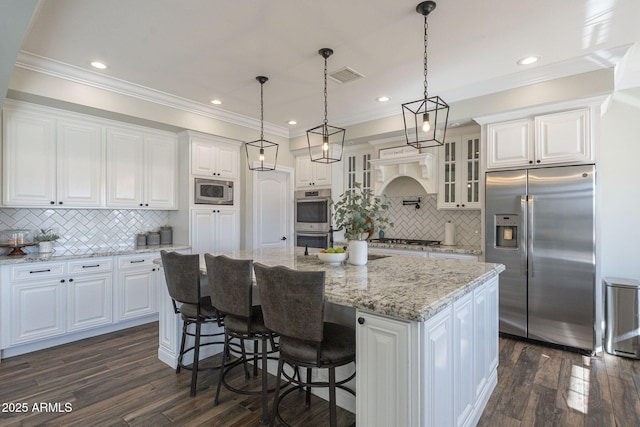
[191,208,239,255]
[356,275,499,427]
[1,258,113,348]
[116,254,159,321]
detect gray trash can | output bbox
[604,277,640,359]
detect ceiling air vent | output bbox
[328,66,364,84]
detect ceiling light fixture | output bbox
[377,96,390,102]
[402,1,449,149]
[287,120,297,125]
[210,99,222,105]
[517,55,541,66]
[245,76,279,171]
[307,48,345,164]
[90,61,107,69]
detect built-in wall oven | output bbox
[295,189,331,248]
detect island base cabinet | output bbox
[356,312,418,427]
[117,255,158,321]
[356,275,499,427]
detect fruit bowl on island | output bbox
[317,248,347,265]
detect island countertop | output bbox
[190,246,504,323]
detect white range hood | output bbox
[369,153,438,195]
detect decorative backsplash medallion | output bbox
[383,195,481,247]
[0,208,169,254]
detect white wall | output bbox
[600,87,640,281]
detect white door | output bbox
[254,168,292,248]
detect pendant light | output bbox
[402,1,449,149]
[307,48,345,164]
[245,76,279,171]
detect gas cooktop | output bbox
[368,238,441,246]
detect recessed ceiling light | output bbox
[91,61,107,69]
[210,99,222,105]
[377,96,390,102]
[287,120,297,125]
[516,55,541,66]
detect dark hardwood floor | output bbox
[0,322,638,426]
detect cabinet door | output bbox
[118,267,157,321]
[295,156,332,188]
[145,133,177,209]
[424,306,454,427]
[486,119,534,169]
[3,109,56,206]
[312,161,332,187]
[191,209,217,255]
[217,208,240,252]
[535,108,591,164]
[462,135,481,208]
[345,150,372,192]
[10,280,66,345]
[106,127,144,207]
[67,272,113,332]
[356,311,414,427]
[215,144,239,179]
[454,292,474,427]
[438,136,459,209]
[57,118,104,207]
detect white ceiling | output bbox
[15,0,640,137]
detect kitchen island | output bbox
[156,247,504,427]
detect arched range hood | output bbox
[369,153,437,195]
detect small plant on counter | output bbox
[331,182,393,241]
[33,228,60,242]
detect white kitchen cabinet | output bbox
[106,126,177,209]
[1,258,113,348]
[486,108,592,169]
[355,275,499,427]
[438,133,481,209]
[344,147,373,192]
[2,105,103,207]
[356,311,416,427]
[190,134,240,179]
[191,207,240,255]
[295,155,332,188]
[117,254,159,321]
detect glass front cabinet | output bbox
[438,133,481,210]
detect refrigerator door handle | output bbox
[528,195,534,278]
[520,195,527,276]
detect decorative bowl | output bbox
[317,251,347,265]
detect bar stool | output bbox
[254,263,356,427]
[204,254,279,425]
[160,250,224,397]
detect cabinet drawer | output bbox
[11,262,66,281]
[68,257,113,274]
[118,254,157,270]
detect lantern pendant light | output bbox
[307,48,345,164]
[245,76,279,171]
[402,1,449,149]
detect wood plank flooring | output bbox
[1,323,638,426]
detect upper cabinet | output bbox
[486,108,592,169]
[295,155,332,188]
[438,133,481,210]
[106,126,177,209]
[3,104,103,208]
[191,135,239,179]
[344,147,373,192]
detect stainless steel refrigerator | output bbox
[485,165,595,351]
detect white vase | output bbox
[348,240,368,265]
[38,241,54,253]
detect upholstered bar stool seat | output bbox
[161,250,225,397]
[254,262,356,427]
[205,254,280,425]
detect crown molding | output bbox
[14,51,290,139]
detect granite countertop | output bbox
[187,247,504,322]
[366,241,483,256]
[0,244,191,265]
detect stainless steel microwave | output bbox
[194,178,234,205]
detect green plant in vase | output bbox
[331,182,393,265]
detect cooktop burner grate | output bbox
[368,238,441,246]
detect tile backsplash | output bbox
[383,194,481,247]
[0,208,169,254]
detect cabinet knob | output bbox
[69,278,74,282]
[60,279,65,283]
[145,203,149,207]
[536,160,541,164]
[357,317,365,325]
[139,203,144,206]
[529,160,533,164]
[58,201,63,205]
[50,201,55,205]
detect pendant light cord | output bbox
[323,54,329,126]
[423,15,429,100]
[260,81,265,142]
